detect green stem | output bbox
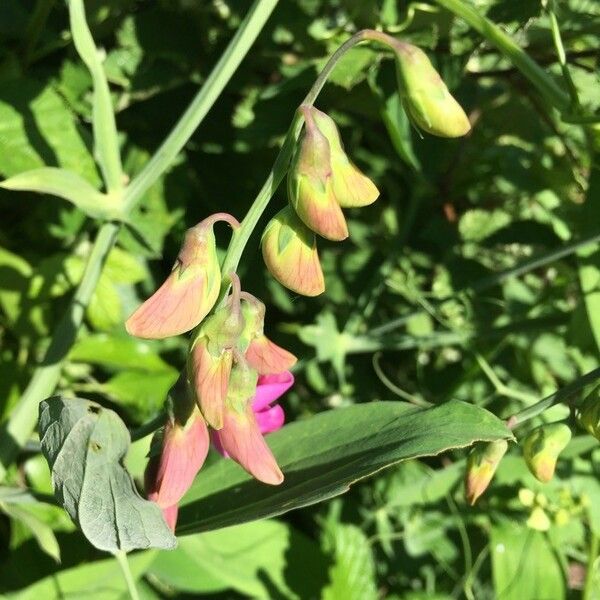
[69,0,124,193]
[131,410,167,442]
[0,222,119,476]
[584,532,599,600]
[122,0,279,213]
[217,28,399,301]
[506,367,600,428]
[547,6,580,109]
[433,0,570,111]
[0,0,279,480]
[115,550,140,600]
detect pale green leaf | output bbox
[38,396,176,552]
[0,168,123,220]
[322,524,378,600]
[490,522,565,600]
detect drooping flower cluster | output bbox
[261,106,380,296]
[125,215,296,529]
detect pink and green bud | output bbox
[213,401,283,485]
[188,338,233,430]
[522,423,571,483]
[246,336,297,375]
[309,107,379,208]
[145,408,209,509]
[126,213,239,339]
[576,387,600,440]
[238,294,297,374]
[394,42,471,138]
[288,108,348,241]
[464,440,508,505]
[261,206,325,297]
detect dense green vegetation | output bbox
[1,0,600,598]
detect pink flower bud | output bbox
[261,206,325,297]
[126,213,239,339]
[464,440,508,505]
[245,335,297,375]
[288,108,348,241]
[309,107,379,208]
[214,402,283,485]
[161,504,178,531]
[145,410,209,509]
[188,338,233,430]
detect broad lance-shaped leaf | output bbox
[0,168,123,220]
[39,396,176,552]
[176,400,512,534]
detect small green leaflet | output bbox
[38,396,176,552]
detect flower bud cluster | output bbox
[126,216,296,529]
[262,106,379,296]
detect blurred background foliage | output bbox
[1,0,600,597]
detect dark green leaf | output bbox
[177,400,512,533]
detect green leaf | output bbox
[177,400,512,533]
[2,504,61,563]
[0,168,123,220]
[322,523,378,600]
[0,78,99,182]
[69,334,170,372]
[490,522,566,600]
[38,396,177,552]
[150,520,328,599]
[5,549,157,599]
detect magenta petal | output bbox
[252,371,294,412]
[255,404,285,435]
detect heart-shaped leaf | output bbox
[39,396,176,552]
[176,400,512,534]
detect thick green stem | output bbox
[433,0,570,111]
[584,532,599,600]
[506,367,600,429]
[0,0,280,480]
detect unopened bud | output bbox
[309,107,379,208]
[145,409,209,509]
[126,213,239,339]
[464,440,508,505]
[394,42,471,138]
[261,206,325,296]
[288,108,348,241]
[239,296,297,375]
[213,401,284,485]
[522,423,571,483]
[576,387,600,440]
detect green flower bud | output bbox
[576,387,600,440]
[394,42,471,138]
[522,423,571,483]
[464,440,508,505]
[261,206,325,296]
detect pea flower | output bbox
[212,371,294,481]
[522,423,571,483]
[261,206,325,296]
[393,41,471,137]
[464,440,508,505]
[145,408,209,531]
[126,213,239,339]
